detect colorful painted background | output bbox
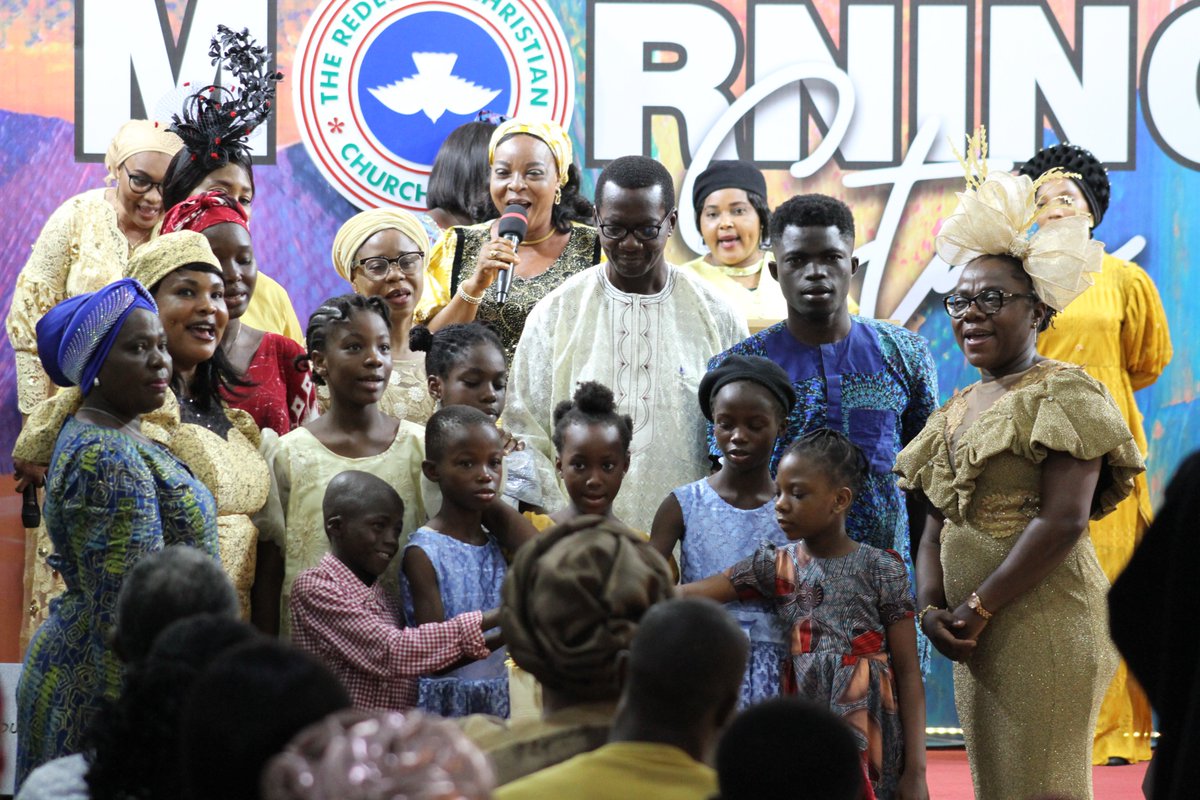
[0,0,1197,727]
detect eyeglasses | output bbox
[123,165,164,195]
[354,252,425,279]
[943,289,1039,318]
[596,209,675,242]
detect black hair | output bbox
[694,189,772,249]
[492,132,595,232]
[304,294,392,386]
[716,698,863,800]
[427,120,497,225]
[425,404,498,462]
[112,545,239,665]
[150,265,253,411]
[595,155,676,210]
[967,253,1057,333]
[769,194,856,247]
[409,322,503,379]
[85,615,259,800]
[783,428,868,497]
[180,640,351,800]
[551,381,634,453]
[162,148,255,213]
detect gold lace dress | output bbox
[895,361,1143,800]
[14,390,270,626]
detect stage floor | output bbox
[927,748,1149,799]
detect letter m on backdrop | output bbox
[76,0,274,161]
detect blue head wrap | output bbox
[36,278,159,396]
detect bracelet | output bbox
[457,285,484,306]
[917,604,940,628]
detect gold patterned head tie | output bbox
[126,230,221,291]
[936,127,1103,311]
[488,119,573,187]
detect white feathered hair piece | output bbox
[935,128,1103,311]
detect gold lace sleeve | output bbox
[12,389,84,464]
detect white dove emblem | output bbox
[367,52,501,123]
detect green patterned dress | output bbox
[15,417,219,787]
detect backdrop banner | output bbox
[2,0,1197,733]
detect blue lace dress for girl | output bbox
[401,527,509,718]
[675,478,789,707]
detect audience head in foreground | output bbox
[715,697,864,800]
[262,709,495,800]
[180,640,351,800]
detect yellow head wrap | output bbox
[104,119,184,184]
[488,119,573,187]
[330,208,431,283]
[126,231,221,291]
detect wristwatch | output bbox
[967,591,993,620]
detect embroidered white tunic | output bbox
[506,265,748,531]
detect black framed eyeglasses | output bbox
[943,289,1039,319]
[595,209,675,242]
[354,252,425,279]
[123,165,164,195]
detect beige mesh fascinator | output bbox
[935,128,1103,311]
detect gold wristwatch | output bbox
[967,591,993,620]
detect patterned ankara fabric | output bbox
[727,541,914,800]
[15,418,219,787]
[674,478,789,707]
[709,318,938,554]
[895,361,1143,800]
[401,528,509,718]
[224,332,317,434]
[290,553,489,711]
[505,265,748,532]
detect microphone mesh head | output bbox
[498,204,529,240]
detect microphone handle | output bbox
[495,233,522,304]
[22,484,41,529]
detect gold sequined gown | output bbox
[895,362,1143,800]
[14,390,270,624]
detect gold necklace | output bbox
[712,255,764,278]
[521,227,558,246]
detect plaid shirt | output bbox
[290,553,490,710]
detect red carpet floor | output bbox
[926,749,1148,799]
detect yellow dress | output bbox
[1037,252,1171,763]
[315,357,437,425]
[14,389,270,623]
[6,189,130,414]
[895,362,1143,800]
[681,253,787,328]
[240,272,305,345]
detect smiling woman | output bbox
[416,119,600,363]
[895,134,1143,800]
[13,278,220,788]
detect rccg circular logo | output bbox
[294,0,576,211]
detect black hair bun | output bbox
[409,325,434,352]
[572,381,616,415]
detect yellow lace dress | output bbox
[1037,252,1172,762]
[895,361,1143,800]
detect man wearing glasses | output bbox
[505,155,747,532]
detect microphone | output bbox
[495,204,529,305]
[22,484,40,529]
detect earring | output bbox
[93,377,100,388]
[554,187,562,205]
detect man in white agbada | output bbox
[505,156,748,531]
